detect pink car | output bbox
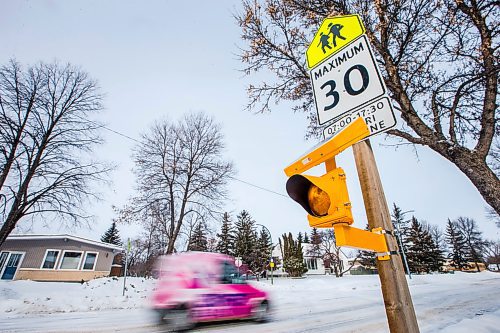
[151,252,271,331]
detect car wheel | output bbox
[252,301,270,323]
[159,306,194,332]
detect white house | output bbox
[268,242,348,276]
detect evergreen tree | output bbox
[358,250,376,269]
[445,219,468,270]
[234,210,258,272]
[297,232,303,244]
[101,222,123,246]
[427,237,445,272]
[216,212,234,255]
[206,237,218,252]
[406,217,440,273]
[187,222,208,252]
[279,232,307,277]
[303,232,309,243]
[422,222,446,254]
[255,227,273,276]
[391,204,411,263]
[295,234,306,274]
[309,227,322,257]
[418,221,446,272]
[455,217,486,272]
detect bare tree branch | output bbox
[235,0,500,217]
[117,112,234,254]
[0,60,110,245]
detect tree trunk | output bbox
[166,239,175,254]
[0,207,22,245]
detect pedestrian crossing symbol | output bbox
[306,14,365,69]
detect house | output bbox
[268,242,348,276]
[0,234,123,282]
[347,257,378,275]
[302,243,331,275]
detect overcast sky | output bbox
[2,0,498,245]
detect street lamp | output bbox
[255,223,274,285]
[393,210,413,279]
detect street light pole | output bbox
[393,210,413,279]
[256,223,273,285]
[394,218,412,279]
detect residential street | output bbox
[2,273,499,332]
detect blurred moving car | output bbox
[151,252,271,331]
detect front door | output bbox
[1,252,24,280]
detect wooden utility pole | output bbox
[353,140,419,333]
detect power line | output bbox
[228,176,288,198]
[85,117,288,199]
[74,114,142,144]
[101,125,141,143]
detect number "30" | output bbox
[320,64,369,111]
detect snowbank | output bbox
[0,277,155,314]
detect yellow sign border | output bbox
[306,14,366,69]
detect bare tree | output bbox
[422,221,446,252]
[0,60,109,245]
[119,208,173,277]
[486,205,500,228]
[119,113,234,254]
[483,239,500,271]
[319,229,359,277]
[126,237,161,277]
[235,0,499,217]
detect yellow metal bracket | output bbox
[333,224,393,261]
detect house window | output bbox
[0,252,8,272]
[59,251,83,270]
[82,252,98,270]
[41,250,60,269]
[305,258,318,270]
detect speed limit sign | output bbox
[310,35,387,125]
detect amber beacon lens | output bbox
[307,185,331,216]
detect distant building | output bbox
[347,257,378,275]
[441,258,487,273]
[302,243,330,275]
[0,234,123,282]
[267,242,348,277]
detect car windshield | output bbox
[221,261,246,284]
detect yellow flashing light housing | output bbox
[286,167,353,228]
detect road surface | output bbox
[1,275,499,332]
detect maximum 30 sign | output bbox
[310,35,387,125]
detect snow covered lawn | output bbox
[0,276,156,314]
[1,271,499,332]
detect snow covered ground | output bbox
[1,272,499,332]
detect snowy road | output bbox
[1,273,499,332]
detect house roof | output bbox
[7,234,124,251]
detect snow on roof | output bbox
[7,234,124,251]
